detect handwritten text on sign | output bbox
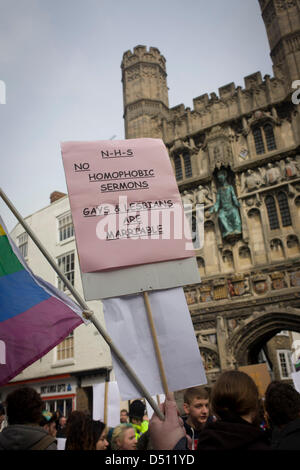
[61,139,194,272]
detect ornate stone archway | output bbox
[227,307,300,366]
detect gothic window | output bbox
[265,192,292,230]
[253,123,276,155]
[277,191,292,226]
[265,195,280,230]
[264,123,276,151]
[173,152,192,181]
[183,152,192,178]
[174,155,183,180]
[253,127,265,155]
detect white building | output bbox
[0,191,116,416]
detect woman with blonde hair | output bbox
[111,423,137,450]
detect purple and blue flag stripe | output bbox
[0,217,85,386]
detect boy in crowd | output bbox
[182,386,211,450]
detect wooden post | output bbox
[104,381,109,425]
[143,291,169,395]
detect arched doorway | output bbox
[227,308,300,372]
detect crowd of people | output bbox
[0,370,299,451]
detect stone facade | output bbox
[121,0,300,383]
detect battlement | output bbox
[169,104,186,118]
[122,45,166,70]
[122,45,288,142]
[191,71,280,114]
[244,71,263,89]
[159,69,287,144]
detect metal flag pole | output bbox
[0,188,164,420]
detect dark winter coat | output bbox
[195,412,271,451]
[271,417,300,450]
[0,424,57,450]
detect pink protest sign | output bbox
[61,138,194,272]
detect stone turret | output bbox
[121,45,169,138]
[259,0,300,88]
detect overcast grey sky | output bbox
[0,0,273,232]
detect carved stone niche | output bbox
[205,126,233,171]
[287,234,300,256]
[238,245,252,269]
[200,348,220,372]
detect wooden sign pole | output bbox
[104,380,109,425]
[143,291,169,396]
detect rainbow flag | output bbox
[0,216,85,386]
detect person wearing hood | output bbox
[264,381,300,450]
[0,387,56,450]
